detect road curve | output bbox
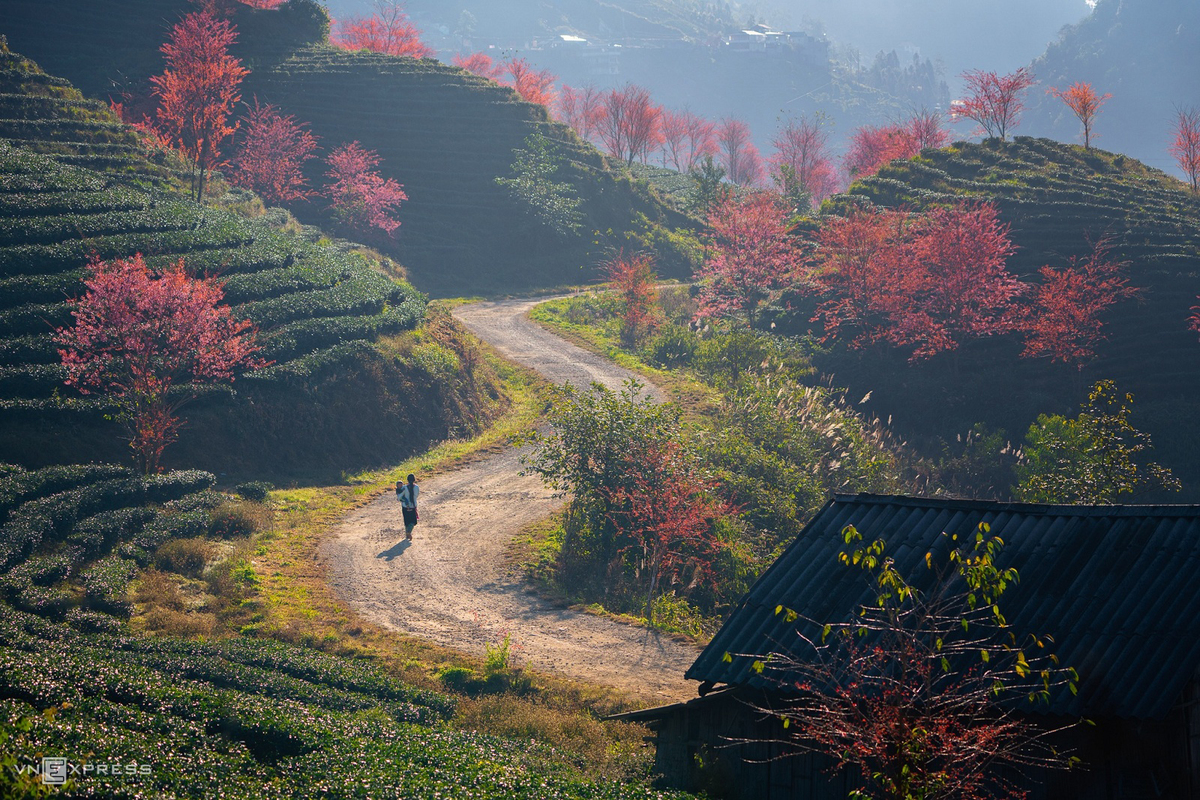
[319,297,696,701]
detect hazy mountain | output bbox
[1023,0,1200,176]
[782,0,1092,82]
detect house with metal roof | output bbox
[618,494,1200,800]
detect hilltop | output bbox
[1024,0,1200,175]
[0,0,697,298]
[787,137,1200,494]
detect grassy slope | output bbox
[0,0,698,298]
[803,137,1200,495]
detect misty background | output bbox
[322,0,1196,178]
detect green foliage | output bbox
[495,132,585,239]
[687,155,728,217]
[1014,380,1180,503]
[643,324,697,368]
[235,481,272,503]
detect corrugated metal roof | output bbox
[687,494,1200,719]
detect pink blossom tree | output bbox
[695,192,799,325]
[952,68,1036,141]
[230,100,318,204]
[1021,237,1137,369]
[324,141,407,235]
[55,254,263,473]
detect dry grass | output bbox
[154,537,213,578]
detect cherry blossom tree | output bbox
[452,51,501,80]
[715,117,762,187]
[150,10,249,201]
[1171,106,1200,193]
[908,108,949,149]
[751,525,1079,800]
[556,84,603,142]
[500,57,556,107]
[55,254,263,473]
[844,123,919,181]
[953,68,1035,141]
[597,84,662,166]
[230,100,318,204]
[331,0,433,59]
[1048,82,1111,149]
[325,141,407,235]
[604,251,658,347]
[695,192,799,325]
[1021,237,1136,369]
[659,109,715,172]
[1189,300,1200,339]
[891,201,1023,359]
[810,207,913,347]
[771,114,838,209]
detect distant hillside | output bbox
[787,137,1200,495]
[1023,0,1200,176]
[0,0,697,297]
[358,0,736,45]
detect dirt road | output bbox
[320,298,698,702]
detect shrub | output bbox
[208,500,269,538]
[644,324,697,368]
[154,537,213,578]
[65,606,122,633]
[234,481,272,503]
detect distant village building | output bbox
[720,26,829,69]
[618,494,1200,800]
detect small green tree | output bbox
[1014,380,1180,503]
[523,380,678,584]
[495,132,585,238]
[688,154,729,217]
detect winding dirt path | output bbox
[320,298,698,702]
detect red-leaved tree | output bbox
[325,141,407,235]
[501,57,556,107]
[695,192,799,325]
[844,123,919,181]
[715,117,763,187]
[1021,237,1136,369]
[331,0,433,59]
[597,84,662,166]
[771,115,838,209]
[606,440,728,626]
[605,251,659,347]
[452,51,502,80]
[556,84,604,143]
[891,201,1023,359]
[1189,300,1200,339]
[750,526,1079,800]
[810,207,913,347]
[953,68,1035,141]
[659,108,715,172]
[230,100,318,204]
[1171,106,1200,193]
[1048,82,1111,149]
[55,254,263,473]
[150,10,249,201]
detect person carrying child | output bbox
[396,473,419,540]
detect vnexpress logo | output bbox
[10,757,152,784]
[41,757,68,785]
